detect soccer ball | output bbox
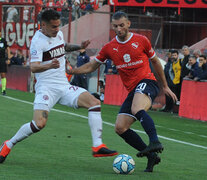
[113,154,135,174]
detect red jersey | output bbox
[95,33,156,92]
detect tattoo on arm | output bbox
[42,111,48,119]
[65,43,81,52]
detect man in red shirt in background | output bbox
[69,11,177,172]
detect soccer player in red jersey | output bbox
[69,11,177,172]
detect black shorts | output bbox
[0,60,7,73]
[119,79,160,119]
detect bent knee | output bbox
[89,96,101,107]
[34,111,48,129]
[115,124,128,135]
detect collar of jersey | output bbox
[116,33,133,44]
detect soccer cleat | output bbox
[0,140,11,163]
[92,144,118,157]
[2,90,6,96]
[144,152,161,172]
[137,141,164,157]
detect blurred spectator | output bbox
[46,0,55,8]
[71,49,90,89]
[171,49,182,101]
[162,49,174,112]
[10,49,25,65]
[98,80,105,102]
[61,2,69,26]
[72,0,81,19]
[23,6,29,22]
[180,45,190,83]
[6,6,18,22]
[84,0,94,12]
[193,49,201,62]
[55,0,64,14]
[194,55,207,81]
[185,55,200,79]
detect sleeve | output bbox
[142,36,155,59]
[30,39,43,62]
[95,45,109,64]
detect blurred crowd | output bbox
[162,46,207,112]
[3,0,108,25]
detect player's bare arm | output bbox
[30,59,60,73]
[64,40,90,52]
[69,59,100,75]
[151,55,178,102]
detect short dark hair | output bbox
[200,54,206,60]
[189,55,196,59]
[112,11,128,20]
[171,49,179,55]
[41,9,60,23]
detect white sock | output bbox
[6,121,39,149]
[88,105,103,147]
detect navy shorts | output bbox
[119,79,160,119]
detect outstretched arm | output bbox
[65,40,90,52]
[30,59,60,73]
[69,59,100,74]
[151,55,178,102]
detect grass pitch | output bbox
[0,89,207,180]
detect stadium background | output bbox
[0,1,207,121]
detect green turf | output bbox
[0,89,207,180]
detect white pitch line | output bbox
[2,96,207,150]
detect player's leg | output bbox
[131,80,163,157]
[0,86,57,163]
[0,110,48,163]
[1,71,7,95]
[59,85,118,157]
[77,91,118,157]
[115,105,160,172]
[115,114,147,151]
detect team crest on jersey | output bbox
[123,54,131,63]
[131,42,139,49]
[149,48,154,54]
[31,49,37,55]
[43,95,49,101]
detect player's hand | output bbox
[80,40,90,49]
[6,59,10,65]
[50,59,60,69]
[163,86,178,103]
[66,67,74,74]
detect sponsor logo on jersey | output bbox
[43,44,65,61]
[113,47,118,52]
[123,54,131,63]
[49,46,65,58]
[116,59,143,69]
[131,42,139,49]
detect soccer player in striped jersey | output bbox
[0,9,118,164]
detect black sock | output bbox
[119,129,147,151]
[135,110,158,142]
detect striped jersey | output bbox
[30,30,68,86]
